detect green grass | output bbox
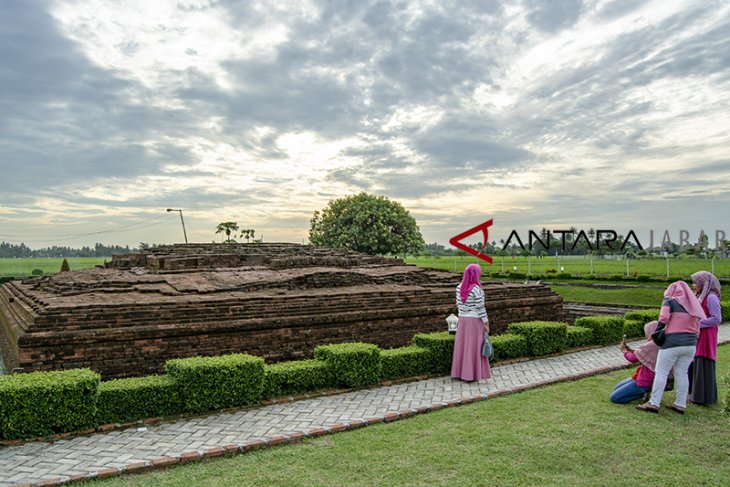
[88,346,730,486]
[0,257,108,278]
[551,285,665,307]
[407,255,730,278]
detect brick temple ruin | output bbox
[0,244,564,379]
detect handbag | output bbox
[651,322,667,346]
[482,331,494,360]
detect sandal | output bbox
[665,404,685,415]
[636,402,659,413]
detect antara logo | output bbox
[449,219,494,264]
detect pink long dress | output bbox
[451,285,492,381]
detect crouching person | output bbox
[610,321,660,404]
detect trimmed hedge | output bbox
[97,375,182,425]
[491,333,528,361]
[507,321,568,356]
[722,301,729,322]
[575,316,625,345]
[623,319,646,339]
[623,309,659,324]
[413,332,455,374]
[166,353,265,413]
[567,326,594,348]
[264,359,333,399]
[314,343,381,388]
[379,346,431,381]
[0,369,100,439]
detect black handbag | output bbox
[651,322,667,346]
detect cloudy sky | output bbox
[1,0,729,250]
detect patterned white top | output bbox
[456,284,489,323]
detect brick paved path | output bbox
[2,324,729,486]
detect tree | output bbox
[60,258,70,272]
[215,222,239,243]
[240,228,256,243]
[309,193,424,256]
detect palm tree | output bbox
[215,222,239,243]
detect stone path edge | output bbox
[9,361,639,487]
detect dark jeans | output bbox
[610,378,650,404]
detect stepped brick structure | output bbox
[0,244,564,378]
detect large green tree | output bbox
[309,193,424,256]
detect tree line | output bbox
[0,242,136,258]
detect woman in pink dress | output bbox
[688,271,722,405]
[451,264,492,382]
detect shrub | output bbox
[635,274,652,282]
[263,359,333,399]
[60,258,70,272]
[721,301,729,322]
[166,353,265,413]
[379,346,431,381]
[507,321,568,356]
[567,326,594,348]
[623,319,646,339]
[97,375,182,424]
[623,309,659,324]
[555,272,572,279]
[31,268,43,276]
[413,332,455,374]
[491,333,528,361]
[575,316,624,345]
[0,369,100,439]
[314,343,381,388]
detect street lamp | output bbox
[166,208,188,244]
[446,313,458,334]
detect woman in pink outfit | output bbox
[688,271,722,405]
[637,281,704,414]
[451,264,492,382]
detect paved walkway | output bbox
[2,324,729,486]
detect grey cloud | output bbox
[413,116,533,169]
[596,0,652,21]
[0,0,204,194]
[524,0,584,33]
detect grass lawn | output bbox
[0,257,108,278]
[551,285,665,307]
[407,255,730,278]
[88,346,730,487]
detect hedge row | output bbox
[2,309,716,439]
[97,375,181,425]
[567,326,594,348]
[0,369,100,440]
[623,319,647,339]
[507,321,567,356]
[575,316,624,345]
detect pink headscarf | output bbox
[633,321,660,372]
[459,263,482,304]
[691,271,721,305]
[664,281,706,320]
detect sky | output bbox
[1,0,729,251]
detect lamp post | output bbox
[446,313,458,334]
[166,208,188,244]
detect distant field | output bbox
[406,255,730,277]
[0,257,108,278]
